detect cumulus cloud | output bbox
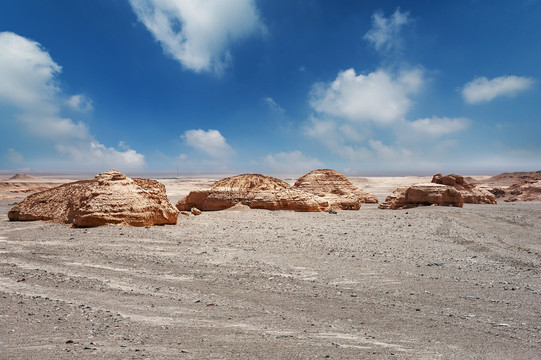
[264,150,322,174]
[181,129,235,159]
[129,0,264,74]
[309,67,423,125]
[66,94,93,112]
[409,117,469,137]
[0,31,145,170]
[55,141,145,169]
[462,75,534,104]
[364,8,411,54]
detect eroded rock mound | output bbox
[505,179,541,202]
[8,169,179,227]
[293,169,378,210]
[6,173,40,181]
[176,174,325,212]
[431,173,496,204]
[379,183,463,210]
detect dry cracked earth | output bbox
[1,200,540,359]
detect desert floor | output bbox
[1,177,540,359]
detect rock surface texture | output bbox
[8,169,179,227]
[379,183,464,210]
[506,178,541,202]
[176,174,325,212]
[294,169,378,210]
[431,173,496,204]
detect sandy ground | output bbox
[1,192,540,359]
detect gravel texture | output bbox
[1,200,540,359]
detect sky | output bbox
[0,0,540,176]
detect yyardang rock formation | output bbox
[8,169,179,227]
[379,183,464,210]
[176,174,325,212]
[431,173,496,204]
[293,169,378,210]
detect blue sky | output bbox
[0,0,540,176]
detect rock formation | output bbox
[379,183,463,210]
[480,170,541,202]
[8,169,179,227]
[431,173,496,204]
[176,174,325,212]
[505,179,541,202]
[293,169,378,210]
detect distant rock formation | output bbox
[379,183,463,210]
[293,169,378,210]
[176,174,325,212]
[478,170,541,202]
[505,178,541,202]
[6,173,40,181]
[8,169,179,227]
[431,173,496,204]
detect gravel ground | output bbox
[1,200,540,359]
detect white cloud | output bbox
[0,31,145,170]
[409,117,469,137]
[129,0,264,74]
[181,129,235,159]
[309,67,423,125]
[264,150,322,174]
[55,141,145,169]
[66,94,93,112]
[367,139,412,161]
[462,75,534,104]
[6,148,24,164]
[364,8,411,54]
[264,97,284,115]
[0,32,60,112]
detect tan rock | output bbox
[505,179,541,202]
[8,169,179,227]
[379,183,463,210]
[191,207,202,215]
[176,174,325,212]
[294,169,378,210]
[431,173,496,204]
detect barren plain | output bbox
[1,176,540,359]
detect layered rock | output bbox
[176,174,325,212]
[379,183,463,210]
[8,169,179,227]
[505,179,541,202]
[293,169,378,210]
[431,173,496,204]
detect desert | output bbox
[1,171,540,359]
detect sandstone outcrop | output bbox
[176,174,325,212]
[431,173,496,204]
[8,169,179,227]
[479,170,541,202]
[505,179,541,202]
[293,169,378,210]
[379,183,463,210]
